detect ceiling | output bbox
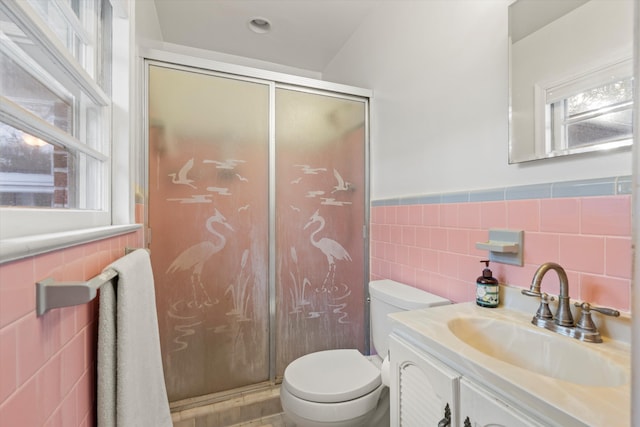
[152,0,376,72]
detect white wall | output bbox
[135,0,163,41]
[322,0,632,200]
[134,0,322,80]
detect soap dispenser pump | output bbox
[476,260,499,308]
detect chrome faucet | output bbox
[522,262,620,343]
[522,262,574,327]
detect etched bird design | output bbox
[166,209,234,308]
[304,210,352,290]
[168,158,197,189]
[331,168,351,193]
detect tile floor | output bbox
[230,412,295,427]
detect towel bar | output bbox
[36,268,118,316]
[34,248,148,316]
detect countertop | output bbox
[389,302,630,427]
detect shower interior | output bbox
[145,59,370,415]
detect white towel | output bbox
[97,249,172,427]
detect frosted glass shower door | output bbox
[275,88,367,376]
[147,64,270,401]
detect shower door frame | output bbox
[139,47,372,394]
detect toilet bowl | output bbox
[281,349,388,427]
[281,280,450,427]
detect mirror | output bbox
[509,0,634,163]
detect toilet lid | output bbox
[283,349,381,403]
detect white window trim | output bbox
[50,0,94,46]
[0,0,137,263]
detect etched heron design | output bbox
[166,209,234,307]
[304,210,352,290]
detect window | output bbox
[536,59,633,157]
[0,0,122,240]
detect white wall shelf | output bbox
[476,229,524,266]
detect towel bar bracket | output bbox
[36,269,118,316]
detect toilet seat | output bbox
[283,349,381,403]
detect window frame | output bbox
[0,0,137,263]
[533,57,633,158]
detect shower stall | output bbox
[144,57,370,405]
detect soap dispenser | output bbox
[476,260,499,308]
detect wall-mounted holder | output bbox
[36,269,118,316]
[35,248,146,316]
[476,229,524,266]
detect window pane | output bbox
[26,0,98,78]
[0,135,54,207]
[0,0,113,238]
[97,0,112,95]
[0,188,52,207]
[567,109,633,148]
[76,151,103,210]
[0,122,80,208]
[0,8,109,152]
[567,78,633,117]
[0,49,73,132]
[0,122,106,210]
[547,75,633,154]
[563,77,633,150]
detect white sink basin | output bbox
[391,301,631,426]
[447,316,628,387]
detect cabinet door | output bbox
[459,379,544,427]
[389,334,460,427]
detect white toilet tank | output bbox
[369,280,450,356]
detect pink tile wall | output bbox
[370,195,632,312]
[0,230,143,427]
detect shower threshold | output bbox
[170,381,286,427]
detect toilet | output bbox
[280,279,450,427]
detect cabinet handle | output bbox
[437,403,451,427]
[463,416,472,427]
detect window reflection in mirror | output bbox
[509,0,634,163]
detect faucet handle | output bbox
[521,289,542,298]
[522,289,555,321]
[574,301,620,317]
[536,292,554,320]
[574,302,620,332]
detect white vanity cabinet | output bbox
[459,379,544,427]
[389,334,543,427]
[389,334,459,427]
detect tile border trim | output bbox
[372,176,631,206]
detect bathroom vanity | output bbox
[387,301,630,427]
